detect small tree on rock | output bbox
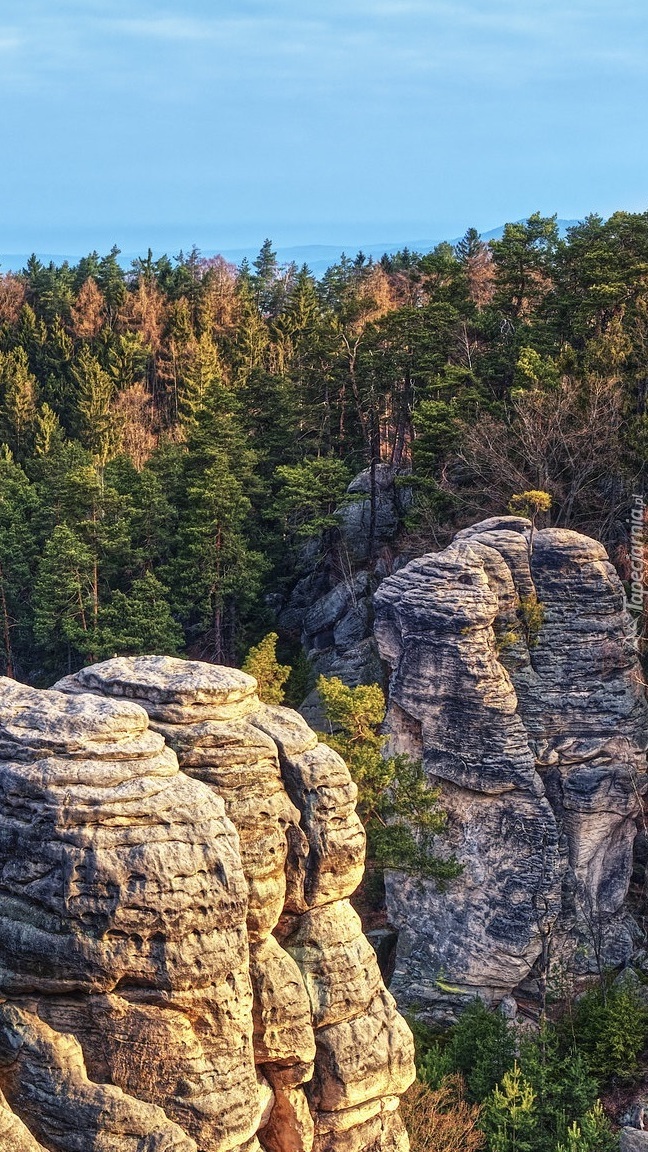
[317,674,460,883]
[508,489,552,553]
[242,631,291,704]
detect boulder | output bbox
[621,1131,648,1151]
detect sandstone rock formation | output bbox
[374,517,648,1019]
[278,466,411,698]
[0,659,414,1150]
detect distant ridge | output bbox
[0,220,581,278]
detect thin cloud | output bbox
[0,30,22,51]
[108,16,215,40]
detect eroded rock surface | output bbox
[278,467,411,694]
[374,518,648,1017]
[8,655,417,1152]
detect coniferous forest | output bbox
[0,210,645,685]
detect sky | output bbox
[1,0,647,256]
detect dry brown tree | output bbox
[400,1075,485,1152]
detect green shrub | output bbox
[408,997,624,1149]
[516,1027,598,1151]
[555,1101,618,1152]
[569,979,648,1082]
[449,1000,516,1104]
[242,631,291,703]
[517,592,545,647]
[317,675,461,883]
[481,1062,538,1152]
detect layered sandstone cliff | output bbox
[0,661,414,1151]
[374,517,648,1019]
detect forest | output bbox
[0,210,645,684]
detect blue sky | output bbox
[1,0,647,255]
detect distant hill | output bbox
[0,221,581,278]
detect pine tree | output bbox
[96,246,126,324]
[273,456,352,542]
[317,675,459,882]
[170,391,267,663]
[178,332,222,420]
[33,524,97,671]
[490,213,558,320]
[34,403,65,457]
[0,450,39,677]
[482,1062,538,1152]
[555,1102,617,1152]
[253,238,280,316]
[0,347,38,457]
[72,346,117,470]
[242,632,291,703]
[106,331,149,391]
[99,572,183,658]
[516,1027,598,1152]
[454,228,495,310]
[175,450,266,664]
[449,999,517,1104]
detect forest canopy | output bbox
[0,212,645,682]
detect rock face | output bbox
[374,517,648,1018]
[278,467,411,697]
[0,660,414,1150]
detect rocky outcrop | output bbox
[278,467,411,696]
[374,517,648,1018]
[0,658,416,1150]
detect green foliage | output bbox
[72,346,117,468]
[0,214,645,683]
[517,593,545,648]
[242,631,291,704]
[99,572,183,658]
[508,490,553,520]
[515,1028,599,1151]
[449,1000,517,1105]
[0,450,39,676]
[568,979,648,1082]
[494,626,522,653]
[317,675,460,882]
[407,1017,455,1090]
[33,523,97,669]
[274,457,352,541]
[513,348,561,391]
[411,1000,621,1152]
[282,649,315,708]
[0,347,38,456]
[481,1062,538,1152]
[555,1101,618,1152]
